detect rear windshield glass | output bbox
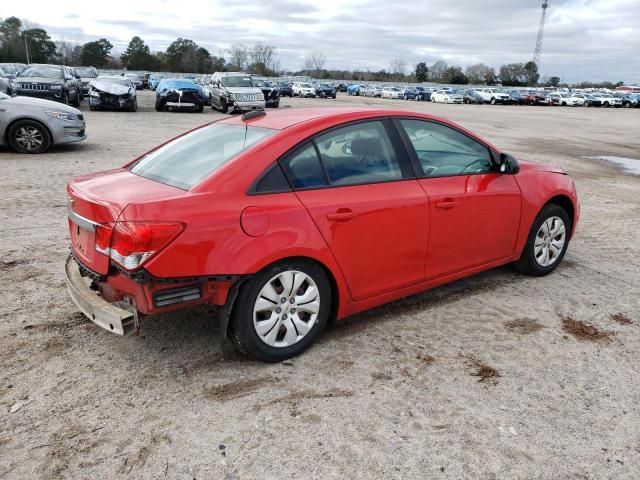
[129,124,276,190]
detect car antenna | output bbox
[241,110,266,121]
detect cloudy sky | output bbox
[2,0,639,82]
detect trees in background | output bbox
[303,51,327,79]
[429,60,448,82]
[0,16,626,86]
[415,62,428,82]
[442,66,468,84]
[121,36,154,70]
[79,38,112,67]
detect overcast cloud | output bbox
[2,0,639,82]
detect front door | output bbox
[395,118,521,279]
[279,120,429,301]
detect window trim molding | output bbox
[278,117,416,192]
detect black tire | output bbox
[89,105,96,111]
[196,103,204,112]
[130,98,137,112]
[229,259,332,362]
[7,119,52,154]
[490,98,496,105]
[62,91,69,105]
[154,100,164,112]
[514,204,571,277]
[71,91,80,107]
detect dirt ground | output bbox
[1,91,639,479]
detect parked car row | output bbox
[345,81,640,108]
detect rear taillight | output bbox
[94,221,184,271]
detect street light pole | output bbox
[24,35,30,64]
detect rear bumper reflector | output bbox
[153,285,202,307]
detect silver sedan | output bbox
[0,92,86,153]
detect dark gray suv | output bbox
[11,64,81,106]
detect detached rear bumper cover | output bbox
[65,255,137,336]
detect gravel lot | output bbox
[1,91,639,479]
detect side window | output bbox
[399,119,494,177]
[280,143,328,189]
[314,121,404,186]
[249,163,291,194]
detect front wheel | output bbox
[7,120,51,154]
[490,98,496,105]
[229,259,331,362]
[514,204,571,276]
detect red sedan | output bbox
[66,108,579,361]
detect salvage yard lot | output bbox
[1,91,639,479]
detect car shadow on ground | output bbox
[109,265,528,368]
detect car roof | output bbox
[216,107,490,139]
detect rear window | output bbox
[130,124,276,190]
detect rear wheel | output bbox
[229,259,331,362]
[7,120,51,154]
[515,204,570,276]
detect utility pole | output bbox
[24,34,30,64]
[532,1,550,70]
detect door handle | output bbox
[436,198,459,209]
[327,209,356,222]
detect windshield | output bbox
[221,76,253,87]
[75,68,96,77]
[1,65,18,76]
[18,66,62,79]
[130,124,276,190]
[125,73,141,79]
[300,83,312,88]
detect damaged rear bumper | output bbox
[65,255,137,336]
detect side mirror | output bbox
[498,153,520,174]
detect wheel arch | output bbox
[221,254,342,339]
[5,117,54,147]
[544,194,575,232]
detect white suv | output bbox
[292,82,316,97]
[476,88,511,105]
[547,92,584,107]
[593,94,622,107]
[381,87,403,99]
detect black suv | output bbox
[276,82,293,97]
[314,83,337,98]
[12,64,81,106]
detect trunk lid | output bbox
[67,168,184,274]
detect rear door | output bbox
[394,118,521,279]
[280,119,429,301]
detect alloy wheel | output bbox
[253,270,321,348]
[534,216,566,267]
[15,126,44,151]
